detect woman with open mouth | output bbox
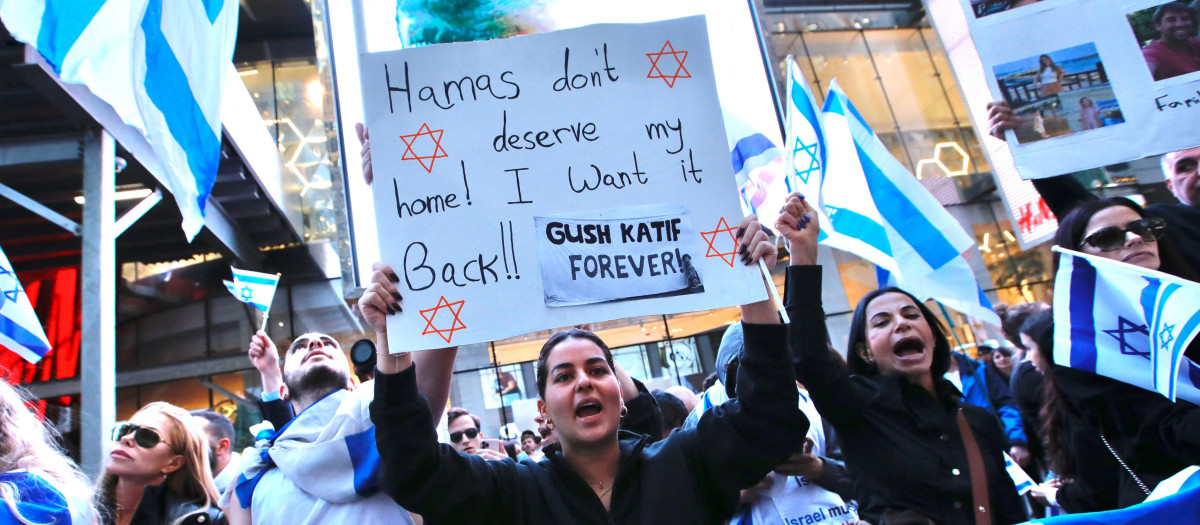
[776,192,1026,524]
[362,214,809,524]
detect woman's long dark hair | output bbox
[535,328,616,399]
[846,287,953,393]
[1023,310,1076,478]
[1053,197,1198,281]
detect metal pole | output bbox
[80,128,115,479]
[490,342,509,429]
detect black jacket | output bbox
[1053,365,1200,507]
[786,265,1026,524]
[370,323,807,524]
[1008,360,1045,474]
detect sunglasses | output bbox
[111,423,168,449]
[449,427,480,443]
[1078,218,1166,252]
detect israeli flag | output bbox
[1052,247,1200,404]
[726,109,786,225]
[819,81,1000,326]
[224,268,280,314]
[0,0,239,241]
[782,56,836,244]
[0,243,51,363]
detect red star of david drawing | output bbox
[646,40,691,88]
[420,296,466,343]
[700,217,739,267]
[399,123,449,173]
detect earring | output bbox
[619,405,628,418]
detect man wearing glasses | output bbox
[446,407,509,460]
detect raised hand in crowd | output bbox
[775,192,819,265]
[248,329,282,396]
[772,437,824,480]
[986,101,1021,140]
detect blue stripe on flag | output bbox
[140,0,221,215]
[1190,361,1200,392]
[1169,308,1200,395]
[854,141,959,270]
[1140,277,1162,333]
[789,76,826,175]
[201,0,225,24]
[0,315,51,357]
[821,87,871,131]
[731,134,776,175]
[345,427,381,496]
[1068,256,1098,372]
[977,286,994,311]
[827,206,893,256]
[233,272,279,287]
[36,0,106,73]
[876,265,891,288]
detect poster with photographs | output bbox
[932,0,1200,178]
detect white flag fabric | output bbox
[1052,247,1200,403]
[819,81,1000,326]
[224,268,280,314]
[0,243,51,363]
[726,109,786,230]
[0,0,239,241]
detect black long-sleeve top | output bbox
[786,265,1025,524]
[370,323,808,524]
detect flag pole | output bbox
[260,309,270,333]
[759,259,789,324]
[936,300,965,350]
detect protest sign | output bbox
[360,16,765,352]
[928,0,1200,178]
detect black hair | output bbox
[651,390,688,435]
[846,287,952,380]
[1053,197,1198,281]
[1153,1,1195,25]
[190,410,234,444]
[520,430,541,444]
[1001,302,1048,349]
[535,328,616,399]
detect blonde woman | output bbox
[97,402,222,525]
[0,381,97,524]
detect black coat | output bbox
[370,323,808,524]
[1053,365,1200,507]
[786,265,1026,524]
[1009,360,1045,473]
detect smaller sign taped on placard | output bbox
[535,204,704,307]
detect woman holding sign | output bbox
[362,215,808,524]
[776,193,1026,524]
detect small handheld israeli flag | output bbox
[224,268,279,330]
[0,243,51,363]
[1052,247,1200,404]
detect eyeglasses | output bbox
[449,427,479,443]
[111,423,169,449]
[1078,218,1166,252]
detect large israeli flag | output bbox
[820,82,1000,326]
[1052,247,1200,404]
[224,267,280,314]
[1032,467,1200,524]
[0,0,239,241]
[0,243,51,363]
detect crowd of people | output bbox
[3,118,1200,525]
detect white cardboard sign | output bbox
[939,0,1200,178]
[360,16,764,352]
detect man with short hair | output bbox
[446,407,507,460]
[223,332,415,525]
[1142,2,1200,81]
[191,410,240,494]
[1151,146,1200,272]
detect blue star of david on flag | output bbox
[1103,316,1151,360]
[1159,323,1177,352]
[0,264,22,306]
[791,138,820,185]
